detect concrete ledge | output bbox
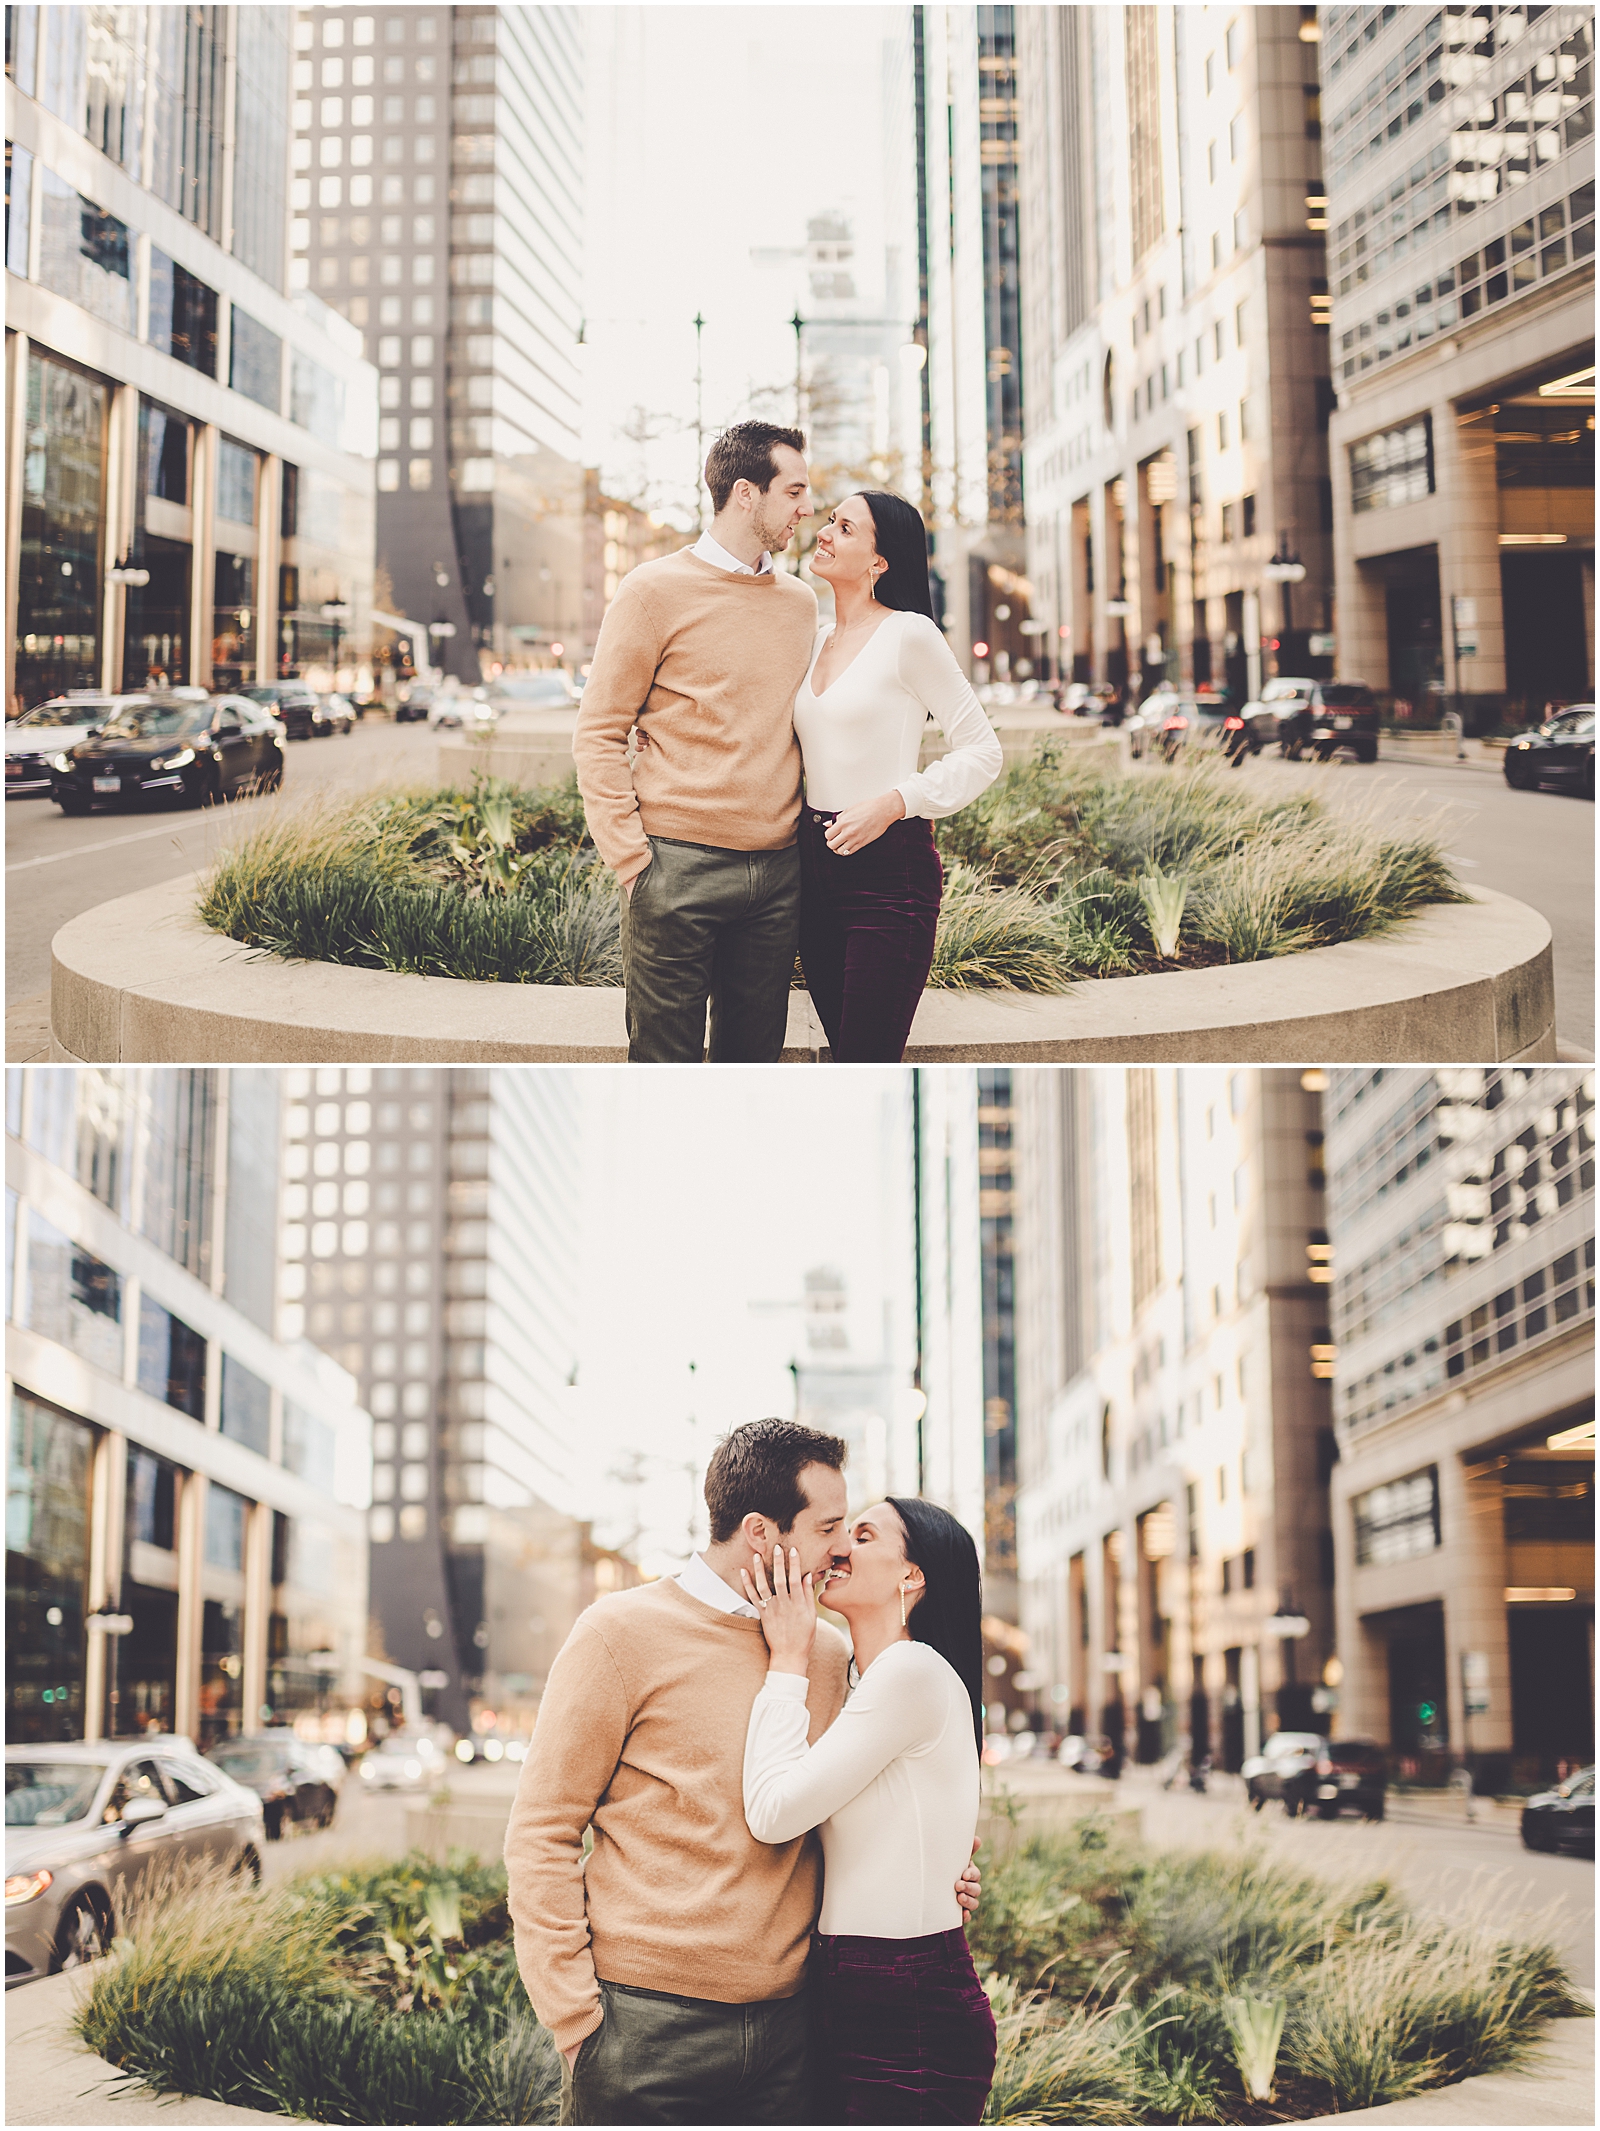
[51,874,1555,1066]
[5,1968,286,2125]
[1286,2016,1594,2126]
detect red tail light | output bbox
[1224,716,1244,729]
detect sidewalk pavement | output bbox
[1288,2015,1594,2125]
[5,1969,283,2127]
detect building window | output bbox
[126,1442,177,1551]
[1353,1467,1439,1565]
[407,457,432,490]
[1349,415,1434,513]
[1241,494,1256,537]
[25,1216,122,1373]
[1225,20,1242,69]
[1221,501,1236,542]
[7,1391,94,1741]
[220,1355,270,1457]
[229,309,283,414]
[136,1297,206,1420]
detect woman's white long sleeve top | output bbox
[742,1640,979,1939]
[793,610,1003,819]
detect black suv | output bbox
[241,682,319,741]
[1276,681,1381,763]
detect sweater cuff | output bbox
[894,778,926,820]
[549,2003,604,2057]
[760,1671,810,1703]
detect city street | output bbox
[4,718,444,1060]
[994,1763,1596,1991]
[7,718,1591,1061]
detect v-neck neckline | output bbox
[808,611,901,699]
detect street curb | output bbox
[48,875,1555,1067]
[1286,2015,1595,2125]
[4,1969,289,2126]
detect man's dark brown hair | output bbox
[704,1418,847,1545]
[703,421,807,516]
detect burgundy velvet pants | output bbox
[809,1927,997,2125]
[798,809,944,1063]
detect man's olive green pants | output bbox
[561,1978,811,2125]
[619,835,801,1063]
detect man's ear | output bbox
[741,1510,773,1556]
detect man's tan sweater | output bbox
[572,549,819,886]
[504,1576,849,2053]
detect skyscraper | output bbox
[288,4,584,683]
[1318,6,1593,721]
[1322,1067,1593,1786]
[915,4,1028,676]
[1012,1068,1336,1768]
[276,1066,585,1737]
[1017,6,1333,700]
[6,1067,370,1749]
[5,4,378,708]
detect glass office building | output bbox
[277,1068,587,1737]
[288,5,583,682]
[5,6,378,710]
[5,1069,371,1748]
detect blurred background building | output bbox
[1320,6,1594,726]
[1011,1067,1338,1770]
[274,1066,597,1739]
[917,4,1031,681]
[5,4,378,711]
[5,1067,371,1750]
[1018,4,1334,703]
[1323,1067,1594,1788]
[288,3,584,684]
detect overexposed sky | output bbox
[567,1069,917,1570]
[581,5,914,524]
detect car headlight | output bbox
[51,753,73,773]
[152,748,195,773]
[5,1868,53,1905]
[360,1762,376,1779]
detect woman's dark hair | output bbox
[886,1496,984,1752]
[856,491,936,620]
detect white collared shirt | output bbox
[691,529,774,578]
[678,1548,761,1619]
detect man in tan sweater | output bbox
[505,1420,978,2124]
[572,422,819,1063]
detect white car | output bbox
[357,1735,440,1791]
[6,694,149,796]
[490,672,578,711]
[428,689,498,732]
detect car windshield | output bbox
[1319,685,1374,707]
[102,702,206,739]
[496,676,572,702]
[1561,1769,1595,1795]
[6,1760,107,1826]
[210,1745,287,1779]
[1543,710,1595,735]
[20,700,117,727]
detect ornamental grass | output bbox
[196,749,1467,993]
[76,1832,1583,2127]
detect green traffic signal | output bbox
[1417,1700,1437,1724]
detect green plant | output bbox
[441,783,540,898]
[1137,865,1189,960]
[1221,1992,1285,2101]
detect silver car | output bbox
[5,693,150,796]
[5,1737,265,1987]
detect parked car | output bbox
[50,693,284,814]
[429,688,497,732]
[205,1734,340,1841]
[1520,1766,1595,1854]
[1502,706,1595,797]
[394,684,435,723]
[5,1738,264,1986]
[240,682,320,741]
[1242,1731,1328,1816]
[6,694,148,797]
[490,671,579,711]
[313,693,357,737]
[356,1734,438,1792]
[1307,1738,1388,1820]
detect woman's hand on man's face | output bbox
[741,1544,818,1676]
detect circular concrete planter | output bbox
[50,875,1555,1065]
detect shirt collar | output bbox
[691,528,774,578]
[677,1549,761,1618]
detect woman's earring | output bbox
[899,1584,908,1629]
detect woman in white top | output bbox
[798,493,1004,1062]
[740,1497,996,2124]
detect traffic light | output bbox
[1417,1700,1437,1725]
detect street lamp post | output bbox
[693,313,707,533]
[1262,536,1307,672]
[320,600,352,683]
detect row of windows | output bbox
[292,173,435,213]
[1336,179,1594,381]
[296,54,439,89]
[8,1208,334,1487]
[297,15,442,50]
